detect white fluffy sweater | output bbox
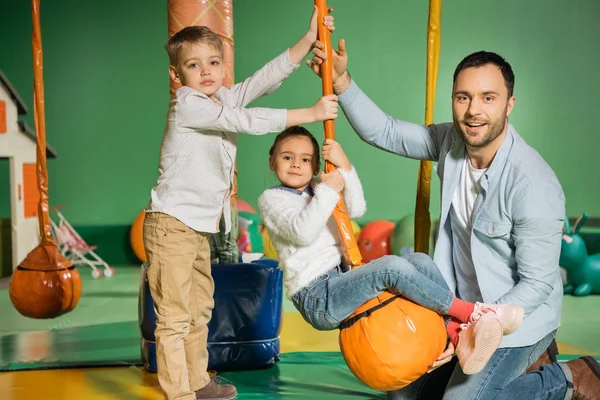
[258,167,366,297]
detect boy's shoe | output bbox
[471,302,524,335]
[195,377,237,400]
[456,311,503,375]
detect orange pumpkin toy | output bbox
[339,292,446,391]
[314,0,447,391]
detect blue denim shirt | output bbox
[339,80,565,347]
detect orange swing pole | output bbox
[414,0,442,254]
[314,0,363,268]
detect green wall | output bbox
[0,0,599,229]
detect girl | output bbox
[258,126,524,375]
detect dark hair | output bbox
[269,126,321,170]
[453,51,515,97]
[165,26,223,66]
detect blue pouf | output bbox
[139,258,283,372]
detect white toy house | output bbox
[0,69,56,276]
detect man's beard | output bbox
[453,106,508,148]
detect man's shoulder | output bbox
[431,122,458,153]
[507,129,560,185]
[504,128,564,206]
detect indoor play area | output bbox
[1,0,599,399]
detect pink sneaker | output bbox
[472,302,524,335]
[456,311,503,375]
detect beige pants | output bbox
[143,212,213,400]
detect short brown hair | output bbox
[454,51,515,97]
[165,26,223,66]
[269,126,321,171]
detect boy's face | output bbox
[169,42,224,100]
[270,136,318,192]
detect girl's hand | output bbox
[320,170,344,192]
[322,138,351,171]
[427,342,455,373]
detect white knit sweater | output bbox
[258,167,366,296]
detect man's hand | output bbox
[322,138,351,171]
[306,39,350,94]
[427,341,455,373]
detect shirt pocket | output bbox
[472,219,514,261]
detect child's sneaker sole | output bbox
[459,314,503,375]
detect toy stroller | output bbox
[50,207,115,278]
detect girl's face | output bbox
[270,135,318,191]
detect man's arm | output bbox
[495,180,566,316]
[338,79,444,162]
[309,40,445,161]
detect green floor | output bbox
[0,265,598,373]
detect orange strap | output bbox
[31,0,53,244]
[414,0,442,254]
[314,0,363,268]
[20,0,71,271]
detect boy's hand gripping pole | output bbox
[314,0,363,268]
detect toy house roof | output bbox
[18,120,57,158]
[0,69,28,115]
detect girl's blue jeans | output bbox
[291,252,454,331]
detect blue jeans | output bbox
[387,331,572,400]
[291,253,454,331]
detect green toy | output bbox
[560,212,600,296]
[390,213,436,257]
[238,211,264,253]
[390,214,415,256]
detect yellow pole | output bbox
[414,0,441,254]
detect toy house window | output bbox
[23,163,39,218]
[0,101,6,133]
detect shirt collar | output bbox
[272,184,314,197]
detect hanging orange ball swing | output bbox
[314,0,447,391]
[9,0,82,319]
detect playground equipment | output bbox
[9,0,81,319]
[314,0,446,391]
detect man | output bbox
[308,39,600,399]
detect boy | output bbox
[143,7,336,400]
